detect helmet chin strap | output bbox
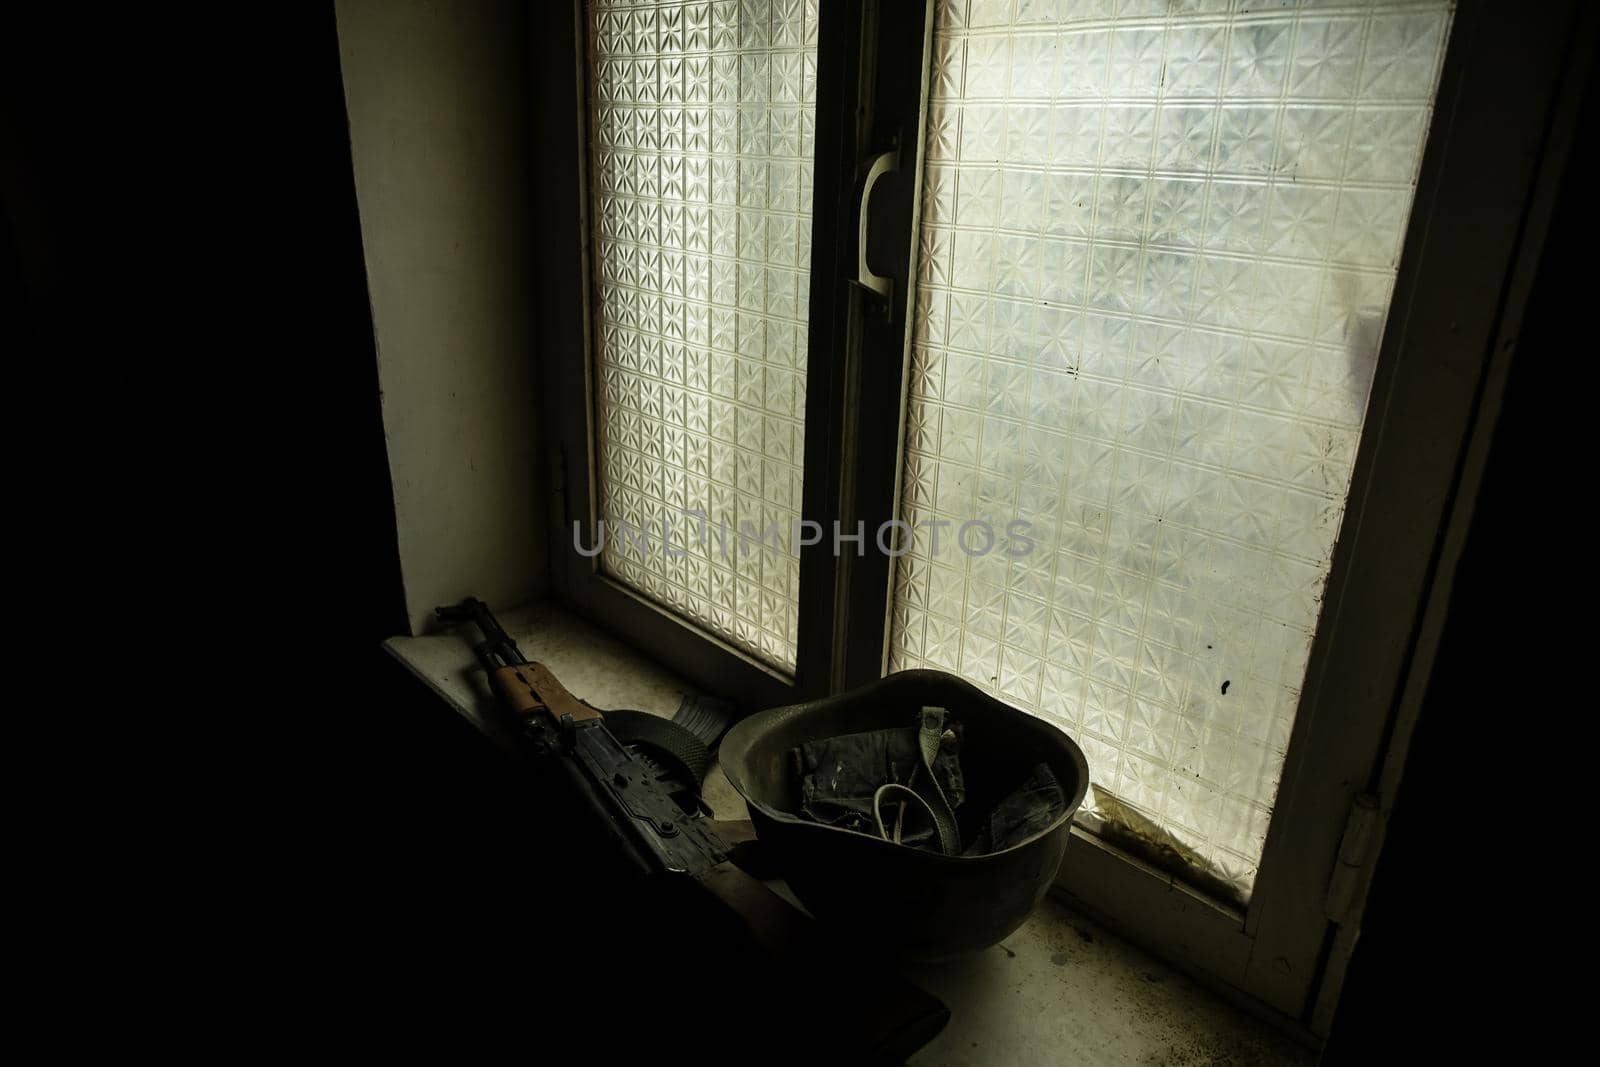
[871,707,961,855]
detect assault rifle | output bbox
[434,597,949,1062]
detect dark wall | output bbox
[4,5,536,1023]
[1323,48,1594,1065]
[4,7,408,637]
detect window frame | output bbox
[535,0,1590,1033]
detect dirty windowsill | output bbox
[383,601,1312,1067]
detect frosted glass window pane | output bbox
[587,0,819,672]
[893,0,1453,899]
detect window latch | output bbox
[855,147,900,302]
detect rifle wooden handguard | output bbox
[491,662,602,723]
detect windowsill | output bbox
[384,601,1312,1065]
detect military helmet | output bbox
[720,670,1089,962]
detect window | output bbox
[538,0,1580,1030]
[588,3,818,671]
[889,1,1452,904]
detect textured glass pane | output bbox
[893,0,1453,899]
[587,0,818,671]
